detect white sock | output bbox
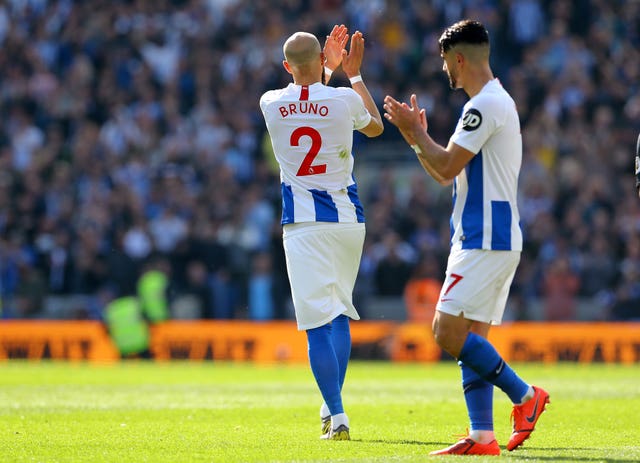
[469,429,495,444]
[519,386,534,405]
[320,403,330,419]
[331,412,349,429]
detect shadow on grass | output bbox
[350,439,449,446]
[506,457,638,463]
[508,448,639,463]
[352,440,638,463]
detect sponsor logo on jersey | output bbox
[462,108,482,131]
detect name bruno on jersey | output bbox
[278,102,329,118]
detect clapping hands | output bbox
[323,24,348,72]
[323,25,366,79]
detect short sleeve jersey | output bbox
[449,79,523,251]
[260,82,371,224]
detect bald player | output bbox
[260,26,383,440]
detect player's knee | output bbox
[432,324,452,350]
[432,323,466,358]
[432,328,445,349]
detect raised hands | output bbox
[322,26,367,79]
[341,31,365,79]
[384,94,453,185]
[383,94,428,144]
[323,24,349,72]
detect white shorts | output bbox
[283,222,365,330]
[436,248,520,325]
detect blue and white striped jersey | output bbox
[449,79,523,251]
[260,82,371,224]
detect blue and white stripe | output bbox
[450,150,522,251]
[448,79,523,252]
[281,179,365,225]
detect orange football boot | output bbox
[507,385,550,451]
[430,437,500,456]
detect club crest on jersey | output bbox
[462,108,482,131]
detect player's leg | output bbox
[319,314,351,433]
[431,250,548,454]
[460,322,495,445]
[433,250,533,403]
[430,314,502,455]
[320,223,364,438]
[284,223,350,439]
[436,328,549,452]
[306,323,346,422]
[329,224,363,393]
[331,314,351,389]
[286,223,363,440]
[459,321,550,450]
[432,311,531,404]
[442,250,550,451]
[449,320,549,451]
[460,362,494,441]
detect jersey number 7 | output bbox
[290,126,327,176]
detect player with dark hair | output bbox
[260,26,383,440]
[384,20,549,455]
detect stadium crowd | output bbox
[0,0,639,322]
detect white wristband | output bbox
[324,66,333,79]
[411,144,422,154]
[349,75,362,85]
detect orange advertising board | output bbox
[0,320,638,363]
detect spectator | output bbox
[541,256,580,321]
[171,260,211,320]
[372,230,416,297]
[248,252,274,321]
[403,254,442,323]
[0,1,637,322]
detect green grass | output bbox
[0,361,638,462]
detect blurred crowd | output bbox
[1,0,639,322]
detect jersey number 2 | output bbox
[290,126,327,176]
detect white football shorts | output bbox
[436,248,520,325]
[283,222,365,330]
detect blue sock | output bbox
[330,315,351,389]
[307,323,343,415]
[459,361,493,431]
[458,332,529,404]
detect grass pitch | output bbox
[0,361,638,462]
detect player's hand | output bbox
[323,24,348,72]
[341,31,364,79]
[398,108,427,145]
[383,94,428,141]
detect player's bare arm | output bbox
[393,104,452,186]
[384,93,472,182]
[341,31,383,137]
[323,24,348,79]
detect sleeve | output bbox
[259,92,270,114]
[449,94,500,155]
[343,88,372,130]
